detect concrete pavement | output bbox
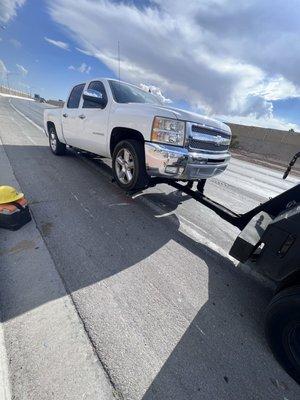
[0,103,117,399]
[0,317,11,400]
[10,97,53,128]
[1,96,300,399]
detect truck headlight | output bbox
[151,117,185,146]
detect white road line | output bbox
[10,116,37,146]
[108,203,130,207]
[9,99,44,133]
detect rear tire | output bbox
[112,139,149,191]
[265,285,300,383]
[49,125,66,156]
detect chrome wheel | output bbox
[50,130,57,152]
[115,148,135,185]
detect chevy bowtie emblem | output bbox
[215,135,224,146]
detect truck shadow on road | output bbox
[0,145,286,399]
[134,193,280,399]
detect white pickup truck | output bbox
[44,78,232,191]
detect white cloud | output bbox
[76,47,93,56]
[16,63,28,76]
[251,76,299,102]
[140,83,172,103]
[68,62,91,74]
[0,59,8,79]
[10,38,21,48]
[48,0,300,128]
[44,36,69,51]
[0,0,26,23]
[78,63,87,73]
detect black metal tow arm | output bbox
[283,152,300,179]
[147,177,300,231]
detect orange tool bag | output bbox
[0,187,32,231]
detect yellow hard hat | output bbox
[0,186,24,204]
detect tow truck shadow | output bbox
[137,192,275,399]
[0,145,276,397]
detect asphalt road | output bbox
[1,96,300,399]
[10,97,55,127]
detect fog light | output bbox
[165,166,178,174]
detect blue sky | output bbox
[0,1,115,100]
[0,0,299,131]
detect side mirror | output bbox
[82,89,106,107]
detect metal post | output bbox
[118,40,121,81]
[6,74,10,95]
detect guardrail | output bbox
[0,85,31,99]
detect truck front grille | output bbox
[191,124,229,138]
[189,138,228,152]
[188,124,231,152]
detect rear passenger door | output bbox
[62,83,85,148]
[79,80,109,156]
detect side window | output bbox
[83,81,108,109]
[67,84,85,109]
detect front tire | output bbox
[49,125,66,156]
[265,285,300,383]
[112,139,149,191]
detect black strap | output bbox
[11,202,25,210]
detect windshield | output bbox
[109,80,162,105]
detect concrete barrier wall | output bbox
[228,123,300,165]
[0,85,31,99]
[46,100,64,107]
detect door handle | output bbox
[62,113,68,118]
[78,114,86,119]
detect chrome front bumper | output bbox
[144,142,231,180]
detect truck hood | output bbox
[167,106,231,134]
[127,103,231,134]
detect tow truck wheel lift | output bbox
[148,153,300,384]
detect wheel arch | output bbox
[110,127,144,157]
[46,120,66,144]
[46,121,56,134]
